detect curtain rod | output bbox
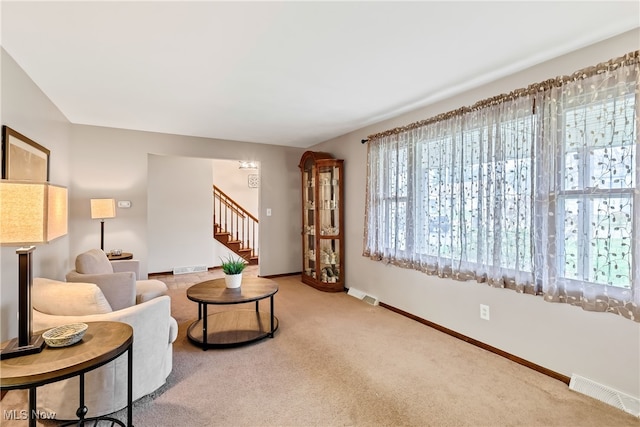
[363,49,639,142]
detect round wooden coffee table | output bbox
[186,277,279,349]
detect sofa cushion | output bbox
[75,249,114,275]
[33,278,113,315]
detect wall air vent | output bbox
[569,374,639,417]
[347,287,379,306]
[173,265,207,275]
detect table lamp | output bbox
[0,181,68,359]
[90,198,116,251]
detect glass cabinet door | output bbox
[302,158,316,280]
[299,151,344,292]
[317,164,340,284]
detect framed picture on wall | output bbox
[1,125,50,181]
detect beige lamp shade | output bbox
[90,198,116,219]
[0,181,68,246]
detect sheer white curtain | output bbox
[364,52,639,321]
[364,95,537,292]
[534,57,639,320]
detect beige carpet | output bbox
[2,274,638,426]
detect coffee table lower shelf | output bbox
[187,311,279,348]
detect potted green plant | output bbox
[220,255,247,288]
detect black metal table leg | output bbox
[202,303,208,349]
[28,388,36,427]
[270,295,275,338]
[127,343,133,426]
[76,372,88,423]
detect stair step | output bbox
[213,217,258,265]
[226,241,241,252]
[214,232,230,243]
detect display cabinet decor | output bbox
[298,151,344,292]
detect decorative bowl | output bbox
[42,323,88,347]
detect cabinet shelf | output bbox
[299,151,344,292]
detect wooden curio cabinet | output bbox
[299,151,344,292]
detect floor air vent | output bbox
[569,374,640,417]
[347,287,379,306]
[173,265,207,275]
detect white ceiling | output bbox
[1,1,638,148]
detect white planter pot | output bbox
[225,273,242,288]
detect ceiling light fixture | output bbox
[238,161,258,170]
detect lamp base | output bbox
[0,335,45,360]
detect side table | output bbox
[107,252,133,261]
[0,321,133,427]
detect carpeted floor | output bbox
[2,272,638,426]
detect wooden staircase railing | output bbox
[213,185,259,264]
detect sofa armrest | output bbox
[66,270,136,311]
[33,295,177,346]
[111,259,140,279]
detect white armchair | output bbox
[32,278,178,419]
[66,249,167,310]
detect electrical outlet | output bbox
[480,304,490,320]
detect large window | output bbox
[364,52,639,321]
[557,90,635,289]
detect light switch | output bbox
[266,208,272,216]
[118,200,132,208]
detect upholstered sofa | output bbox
[32,277,178,419]
[66,249,167,309]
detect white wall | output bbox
[0,49,72,341]
[212,159,259,219]
[69,125,303,278]
[148,154,213,273]
[310,29,640,399]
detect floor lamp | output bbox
[0,181,68,360]
[90,198,116,251]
